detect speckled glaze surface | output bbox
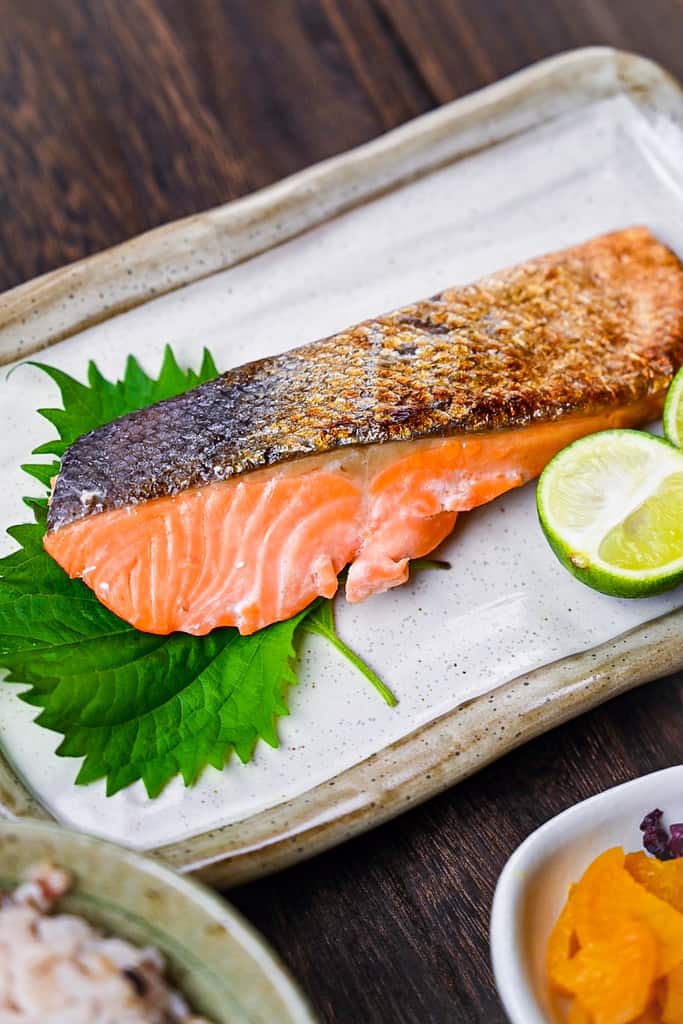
[0,48,682,885]
[0,819,315,1022]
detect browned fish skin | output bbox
[47,227,683,533]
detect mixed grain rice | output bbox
[0,862,213,1023]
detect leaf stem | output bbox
[409,558,451,572]
[303,607,397,707]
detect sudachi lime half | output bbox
[663,366,683,449]
[537,429,683,597]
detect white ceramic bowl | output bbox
[490,765,683,1024]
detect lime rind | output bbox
[663,366,683,448]
[537,429,683,598]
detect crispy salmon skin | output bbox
[44,227,683,635]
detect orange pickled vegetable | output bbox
[546,847,683,1024]
[625,852,683,911]
[661,966,682,1024]
[569,998,594,1023]
[573,850,682,977]
[559,919,657,1024]
[630,1003,663,1024]
[547,884,579,994]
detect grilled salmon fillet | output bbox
[44,227,683,635]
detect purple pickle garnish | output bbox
[669,823,683,858]
[640,808,683,860]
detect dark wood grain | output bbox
[377,0,683,103]
[0,2,682,1022]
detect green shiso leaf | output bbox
[0,349,394,797]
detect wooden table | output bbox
[1,3,682,1021]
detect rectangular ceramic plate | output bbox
[1,48,682,886]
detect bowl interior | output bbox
[493,765,683,1024]
[0,820,313,1024]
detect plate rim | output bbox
[1,46,682,885]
